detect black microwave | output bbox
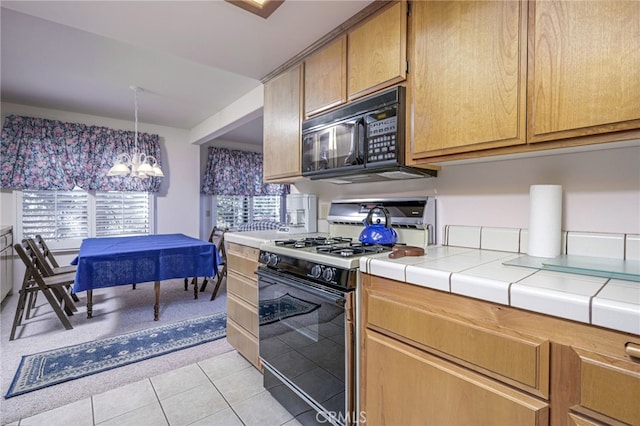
[301,86,437,183]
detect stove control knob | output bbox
[267,254,279,267]
[310,265,323,279]
[259,252,269,264]
[322,267,336,282]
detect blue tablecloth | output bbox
[72,234,217,293]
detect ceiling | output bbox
[0,1,372,146]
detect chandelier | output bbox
[108,86,164,178]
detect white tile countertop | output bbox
[359,246,640,336]
[224,230,330,249]
[223,230,283,249]
[224,225,640,335]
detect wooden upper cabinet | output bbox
[263,65,302,182]
[528,0,640,143]
[347,1,407,100]
[408,0,527,160]
[304,36,347,118]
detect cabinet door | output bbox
[263,65,302,182]
[0,232,13,302]
[528,0,640,143]
[347,1,407,100]
[361,330,549,425]
[571,347,640,425]
[304,36,347,117]
[408,0,527,160]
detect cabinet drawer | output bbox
[227,292,258,336]
[227,243,260,260]
[362,330,549,425]
[576,349,640,425]
[227,271,258,305]
[227,318,260,368]
[367,293,549,395]
[227,252,258,279]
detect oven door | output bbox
[258,267,354,426]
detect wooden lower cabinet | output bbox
[226,242,261,368]
[227,318,259,368]
[556,345,640,425]
[361,274,640,425]
[363,330,548,425]
[0,227,14,302]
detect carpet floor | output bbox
[0,278,233,425]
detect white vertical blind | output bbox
[95,192,150,237]
[253,196,281,222]
[21,190,89,240]
[216,195,282,230]
[20,190,152,245]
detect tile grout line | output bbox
[148,377,171,426]
[195,361,248,426]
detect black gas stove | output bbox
[260,236,396,290]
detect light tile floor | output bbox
[10,350,301,426]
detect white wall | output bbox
[1,102,200,238]
[294,142,640,243]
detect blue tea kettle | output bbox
[359,206,398,245]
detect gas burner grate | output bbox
[316,243,393,258]
[274,236,353,248]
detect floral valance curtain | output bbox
[201,147,289,196]
[0,115,162,192]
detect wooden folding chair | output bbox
[22,240,78,312]
[11,242,77,340]
[27,238,79,303]
[34,235,78,275]
[199,227,227,301]
[184,227,228,300]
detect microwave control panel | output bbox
[367,115,397,163]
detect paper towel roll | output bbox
[528,185,563,258]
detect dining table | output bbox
[72,233,217,320]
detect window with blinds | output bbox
[215,195,282,230]
[95,192,150,237]
[19,190,152,247]
[21,190,89,240]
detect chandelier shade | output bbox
[108,86,164,179]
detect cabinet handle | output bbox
[625,342,640,359]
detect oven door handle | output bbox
[257,269,346,306]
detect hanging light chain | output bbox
[133,86,139,154]
[107,85,164,178]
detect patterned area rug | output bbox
[6,294,319,398]
[259,293,320,325]
[5,313,227,398]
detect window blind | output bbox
[21,190,89,240]
[20,190,152,246]
[216,195,282,230]
[95,192,150,237]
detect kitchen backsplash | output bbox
[443,225,640,261]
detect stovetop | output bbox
[261,235,395,270]
[274,236,355,249]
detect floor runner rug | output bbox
[6,294,319,398]
[5,312,227,398]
